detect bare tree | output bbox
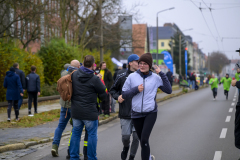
[0,0,48,49]
[206,51,230,75]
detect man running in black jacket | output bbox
[110,54,140,160]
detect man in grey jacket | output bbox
[51,60,80,157]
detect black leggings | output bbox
[212,88,218,98]
[7,100,19,119]
[132,112,157,160]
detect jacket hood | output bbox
[77,67,94,83]
[6,71,15,77]
[68,66,78,72]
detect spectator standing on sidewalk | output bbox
[61,63,70,74]
[13,63,26,109]
[122,53,172,160]
[187,71,191,87]
[69,55,107,160]
[190,72,196,90]
[26,66,40,115]
[110,54,140,160]
[166,68,173,86]
[99,61,113,117]
[4,67,23,122]
[51,60,80,157]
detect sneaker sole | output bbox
[51,149,59,157]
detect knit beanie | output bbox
[138,53,153,69]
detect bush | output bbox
[0,39,44,101]
[76,49,114,73]
[38,38,76,85]
[41,83,59,96]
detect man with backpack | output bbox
[51,60,80,157]
[69,55,107,160]
[110,54,140,160]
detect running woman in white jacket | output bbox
[122,53,172,160]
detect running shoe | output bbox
[7,118,11,122]
[151,155,155,160]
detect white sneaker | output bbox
[151,155,155,160]
[7,118,11,122]
[213,98,216,101]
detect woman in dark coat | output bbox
[3,67,23,121]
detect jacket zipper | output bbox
[141,78,145,113]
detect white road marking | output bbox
[213,151,222,160]
[225,116,231,122]
[220,128,227,138]
[233,99,236,101]
[229,108,233,112]
[232,103,235,106]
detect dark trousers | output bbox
[224,90,229,99]
[18,96,23,109]
[212,88,218,98]
[28,92,38,112]
[132,112,157,160]
[7,100,19,119]
[101,94,110,115]
[170,81,173,86]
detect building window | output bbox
[161,42,164,47]
[153,41,156,47]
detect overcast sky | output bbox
[123,0,240,59]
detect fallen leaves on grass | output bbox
[0,109,61,129]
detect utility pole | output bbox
[156,7,175,66]
[156,17,158,66]
[179,33,181,76]
[170,40,174,62]
[99,0,103,62]
[208,53,210,74]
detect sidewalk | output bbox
[0,89,183,146]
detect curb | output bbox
[0,86,208,153]
[0,114,119,153]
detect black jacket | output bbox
[104,69,113,91]
[15,68,26,89]
[234,81,240,149]
[166,71,173,82]
[26,72,40,92]
[110,69,133,119]
[71,67,107,120]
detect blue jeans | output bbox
[52,107,71,146]
[192,81,195,89]
[188,80,191,87]
[70,118,98,160]
[18,96,23,109]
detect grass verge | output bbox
[0,109,118,129]
[0,109,60,129]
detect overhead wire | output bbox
[202,0,224,53]
[190,0,220,50]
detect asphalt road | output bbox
[18,86,240,160]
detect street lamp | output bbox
[179,28,192,76]
[156,7,175,65]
